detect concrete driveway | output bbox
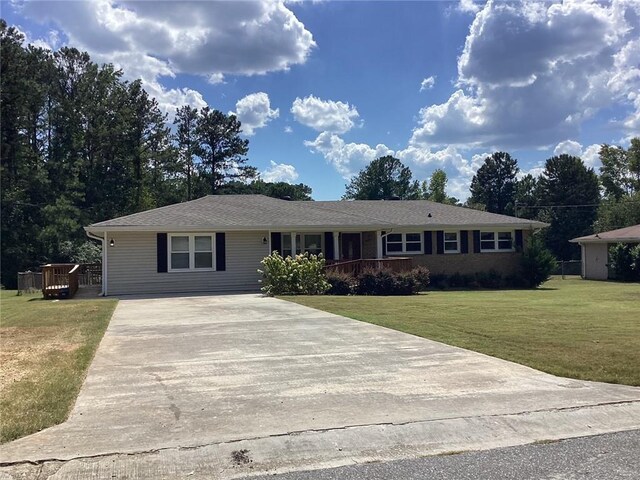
[1,294,639,478]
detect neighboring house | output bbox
[85,195,547,296]
[570,224,640,280]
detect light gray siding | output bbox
[581,243,609,280]
[106,231,269,295]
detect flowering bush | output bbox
[259,251,330,296]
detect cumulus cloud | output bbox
[554,140,602,169]
[230,92,279,136]
[457,0,480,14]
[291,95,360,134]
[553,140,583,158]
[411,1,640,148]
[284,126,293,134]
[261,161,299,184]
[419,76,436,92]
[15,0,315,114]
[304,132,392,177]
[304,131,480,199]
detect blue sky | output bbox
[4,0,640,200]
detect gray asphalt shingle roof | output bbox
[570,224,640,243]
[87,194,547,231]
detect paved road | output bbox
[244,429,640,480]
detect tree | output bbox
[514,174,539,219]
[594,138,640,232]
[218,179,313,201]
[537,155,600,260]
[469,152,519,215]
[423,169,458,204]
[599,140,640,200]
[343,156,420,200]
[174,105,199,201]
[195,107,255,194]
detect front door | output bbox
[341,233,362,260]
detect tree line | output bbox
[344,143,640,261]
[2,18,638,287]
[0,21,311,287]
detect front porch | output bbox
[270,230,413,273]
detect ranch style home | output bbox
[85,194,547,296]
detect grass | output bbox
[0,290,117,443]
[283,277,640,386]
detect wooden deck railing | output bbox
[324,257,413,276]
[42,263,80,299]
[79,263,102,286]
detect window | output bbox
[281,233,324,257]
[444,231,459,253]
[304,234,322,255]
[169,234,214,271]
[480,231,514,252]
[386,233,423,255]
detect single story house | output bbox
[570,224,640,280]
[85,195,547,296]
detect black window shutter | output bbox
[515,230,523,250]
[423,231,433,254]
[382,231,387,256]
[460,230,469,254]
[324,232,334,260]
[436,230,444,254]
[473,230,481,253]
[157,233,167,273]
[216,233,226,271]
[270,232,282,255]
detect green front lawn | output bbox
[0,291,117,443]
[284,277,640,386]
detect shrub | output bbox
[474,269,503,289]
[411,266,431,291]
[351,267,430,296]
[609,243,640,282]
[259,251,330,296]
[326,271,355,295]
[520,235,557,287]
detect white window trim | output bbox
[386,232,424,255]
[443,231,460,254]
[480,230,516,253]
[281,233,324,257]
[168,233,216,272]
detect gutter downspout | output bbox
[86,231,107,296]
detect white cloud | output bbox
[457,0,480,14]
[553,140,583,158]
[419,76,436,92]
[261,161,299,184]
[16,0,315,114]
[553,140,602,170]
[230,92,279,136]
[291,95,360,134]
[284,126,293,134]
[305,132,480,199]
[207,73,225,85]
[411,1,640,148]
[304,132,392,178]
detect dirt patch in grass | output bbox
[0,291,117,443]
[0,327,82,388]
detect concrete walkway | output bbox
[1,294,639,479]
